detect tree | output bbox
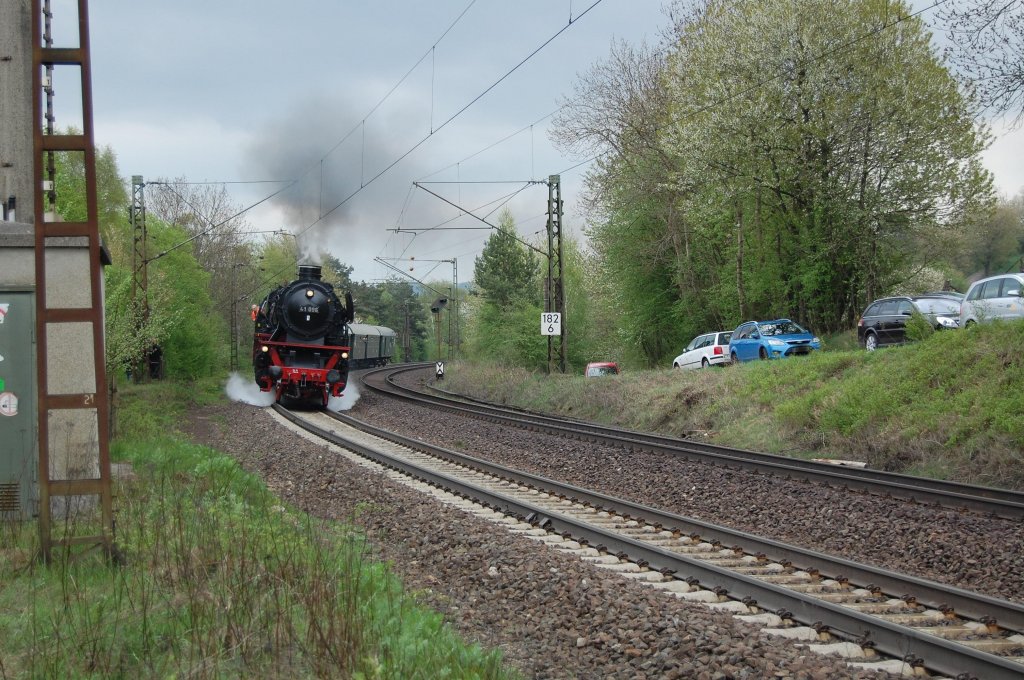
[320,253,356,291]
[473,209,541,308]
[102,266,179,380]
[468,209,546,367]
[147,179,258,368]
[557,0,994,364]
[49,137,130,260]
[938,0,1024,121]
[147,179,250,274]
[963,194,1024,276]
[145,219,221,379]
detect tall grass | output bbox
[1,377,513,679]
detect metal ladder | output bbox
[32,0,113,561]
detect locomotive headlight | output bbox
[261,345,269,353]
[341,351,349,359]
[306,289,314,298]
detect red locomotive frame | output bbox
[253,333,351,406]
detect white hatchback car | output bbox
[960,273,1024,326]
[672,331,733,370]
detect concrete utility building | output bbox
[1,0,113,557]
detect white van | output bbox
[960,273,1024,326]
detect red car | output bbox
[585,361,620,377]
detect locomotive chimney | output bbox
[297,265,322,281]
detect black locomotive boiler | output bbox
[252,264,354,406]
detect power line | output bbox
[144,180,295,264]
[285,0,607,284]
[286,0,481,193]
[146,179,293,186]
[416,108,559,181]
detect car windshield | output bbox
[758,321,805,336]
[587,366,617,377]
[717,332,732,344]
[914,298,960,315]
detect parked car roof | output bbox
[585,362,619,377]
[919,290,964,299]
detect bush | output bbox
[905,310,935,342]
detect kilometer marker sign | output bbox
[541,312,561,336]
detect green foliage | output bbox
[561,237,614,370]
[958,194,1024,277]
[905,310,936,342]
[102,265,180,377]
[463,209,550,368]
[147,221,222,379]
[466,298,547,369]
[50,133,128,253]
[473,209,541,308]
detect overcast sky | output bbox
[61,0,1024,285]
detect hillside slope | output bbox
[444,323,1024,490]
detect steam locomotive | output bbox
[252,264,398,406]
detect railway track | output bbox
[274,400,1024,680]
[360,364,1024,521]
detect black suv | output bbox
[857,295,961,351]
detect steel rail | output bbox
[362,364,1024,519]
[275,403,1024,680]
[323,406,1024,632]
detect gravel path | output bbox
[186,397,892,679]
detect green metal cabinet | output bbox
[0,290,37,519]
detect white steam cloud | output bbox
[327,382,360,412]
[224,371,360,412]
[225,372,276,407]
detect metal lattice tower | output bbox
[546,174,566,373]
[130,175,147,323]
[32,0,114,560]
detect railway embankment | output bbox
[443,322,1024,490]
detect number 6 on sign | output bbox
[540,312,561,336]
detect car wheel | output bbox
[965,320,977,329]
[701,358,709,369]
[673,362,680,369]
[758,346,768,360]
[864,333,878,352]
[730,352,738,364]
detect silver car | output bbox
[672,331,732,370]
[960,273,1024,326]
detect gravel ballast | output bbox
[356,370,1024,607]
[185,396,893,679]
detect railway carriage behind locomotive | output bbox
[347,323,397,369]
[252,265,354,406]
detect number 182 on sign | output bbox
[541,312,561,336]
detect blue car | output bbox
[729,319,821,362]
